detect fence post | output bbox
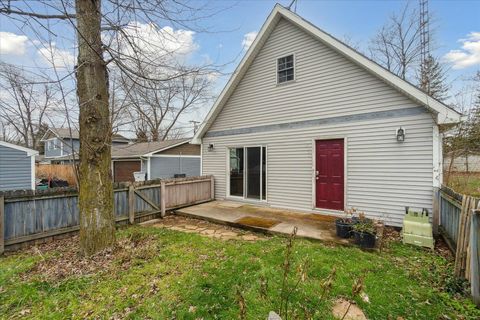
[0,196,4,255]
[128,184,135,224]
[160,181,166,218]
[210,176,214,201]
[471,209,480,306]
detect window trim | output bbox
[276,53,296,85]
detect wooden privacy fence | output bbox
[438,186,480,305]
[0,176,214,253]
[36,164,78,186]
[472,210,480,306]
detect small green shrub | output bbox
[444,275,470,297]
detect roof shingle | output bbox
[111,139,190,158]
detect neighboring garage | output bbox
[113,160,142,182]
[111,139,200,182]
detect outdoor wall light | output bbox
[396,127,405,142]
[208,144,214,151]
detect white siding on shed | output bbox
[201,17,437,226]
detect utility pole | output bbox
[189,120,200,134]
[419,0,430,91]
[287,0,298,12]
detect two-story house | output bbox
[40,128,130,164]
[192,5,462,227]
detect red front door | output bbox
[315,139,344,210]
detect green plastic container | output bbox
[402,208,434,249]
[37,184,49,191]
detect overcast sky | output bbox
[0,0,479,134]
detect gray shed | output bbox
[0,141,38,191]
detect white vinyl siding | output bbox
[210,18,423,132]
[203,113,434,227]
[201,17,436,227]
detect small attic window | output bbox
[277,54,294,84]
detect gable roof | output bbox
[41,128,129,143]
[192,4,462,143]
[111,139,190,158]
[0,141,39,156]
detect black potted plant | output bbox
[335,208,358,238]
[352,213,376,248]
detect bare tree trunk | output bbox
[445,150,456,185]
[76,0,115,256]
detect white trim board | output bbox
[0,141,38,156]
[200,144,203,176]
[192,4,462,144]
[147,158,151,179]
[111,159,143,162]
[149,154,201,158]
[432,125,441,188]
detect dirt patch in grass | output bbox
[235,216,281,229]
[332,298,367,320]
[21,230,158,282]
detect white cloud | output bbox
[444,32,480,69]
[0,32,28,55]
[112,22,198,63]
[242,31,258,50]
[37,43,75,69]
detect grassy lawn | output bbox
[447,172,480,197]
[0,226,478,319]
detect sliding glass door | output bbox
[229,146,266,200]
[247,147,261,199]
[229,148,244,197]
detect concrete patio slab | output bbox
[175,200,352,245]
[142,215,265,241]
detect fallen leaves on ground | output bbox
[21,231,158,282]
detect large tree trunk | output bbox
[76,0,115,256]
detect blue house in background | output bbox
[0,141,38,191]
[40,128,130,164]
